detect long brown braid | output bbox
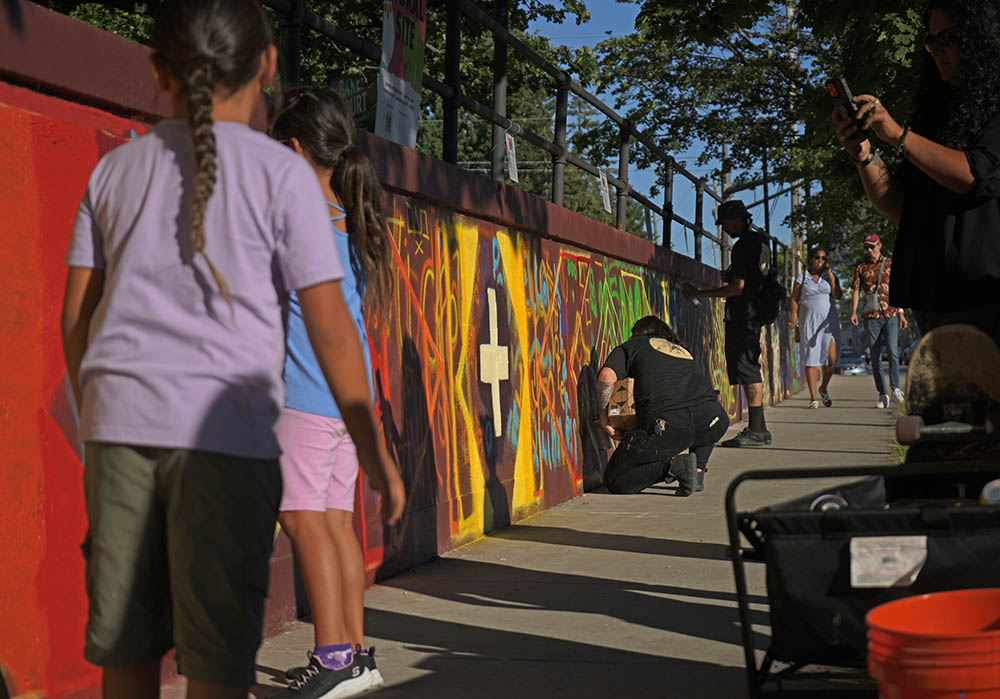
[150,0,272,309]
[183,56,229,305]
[269,87,394,314]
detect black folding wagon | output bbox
[724,460,1000,697]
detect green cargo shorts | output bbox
[82,443,281,686]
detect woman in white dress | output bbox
[788,248,843,408]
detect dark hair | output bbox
[912,0,1000,147]
[150,0,273,306]
[269,87,392,311]
[631,315,684,346]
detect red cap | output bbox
[864,233,881,245]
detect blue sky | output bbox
[526,1,796,269]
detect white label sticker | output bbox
[599,171,612,214]
[505,132,518,183]
[850,535,927,588]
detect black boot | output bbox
[695,469,705,492]
[668,453,697,497]
[721,427,772,447]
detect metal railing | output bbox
[261,0,803,284]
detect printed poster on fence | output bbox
[375,0,426,148]
[505,132,518,183]
[599,171,612,213]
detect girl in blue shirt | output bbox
[270,86,398,699]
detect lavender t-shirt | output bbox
[66,119,344,459]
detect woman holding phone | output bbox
[832,0,1000,343]
[788,248,842,408]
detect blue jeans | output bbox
[864,316,900,395]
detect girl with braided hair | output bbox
[267,86,395,698]
[60,2,403,697]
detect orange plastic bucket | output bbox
[866,589,1000,698]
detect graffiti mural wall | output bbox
[358,193,802,578]
[0,74,800,696]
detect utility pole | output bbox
[788,0,804,281]
[489,0,509,181]
[720,142,732,270]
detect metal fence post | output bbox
[694,178,704,262]
[616,119,631,230]
[552,78,569,206]
[662,159,674,248]
[720,143,732,269]
[784,242,791,290]
[443,0,461,164]
[762,150,771,239]
[489,0,509,181]
[279,0,305,87]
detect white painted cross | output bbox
[479,287,509,437]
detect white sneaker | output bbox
[877,394,889,409]
[892,387,905,404]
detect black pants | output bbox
[603,401,731,494]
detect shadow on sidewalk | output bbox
[737,447,886,456]
[377,558,770,649]
[265,608,750,698]
[765,421,894,429]
[487,524,736,564]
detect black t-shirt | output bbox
[893,109,1000,312]
[726,231,770,322]
[602,335,719,424]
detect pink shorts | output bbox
[276,407,359,512]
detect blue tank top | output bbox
[284,202,373,417]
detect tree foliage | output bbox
[592,0,926,268]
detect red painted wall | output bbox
[0,81,144,698]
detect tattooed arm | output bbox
[597,366,619,439]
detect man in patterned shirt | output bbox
[851,233,909,408]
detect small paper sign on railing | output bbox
[505,132,518,183]
[599,171,612,214]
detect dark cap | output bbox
[716,199,750,224]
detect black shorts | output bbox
[725,319,763,385]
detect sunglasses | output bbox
[863,244,877,250]
[811,254,827,260]
[924,27,961,52]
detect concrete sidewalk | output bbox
[172,374,899,698]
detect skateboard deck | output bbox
[897,324,1000,461]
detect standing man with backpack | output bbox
[684,199,778,447]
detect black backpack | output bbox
[756,267,786,325]
[753,238,785,325]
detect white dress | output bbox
[797,273,837,367]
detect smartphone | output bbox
[825,77,861,125]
